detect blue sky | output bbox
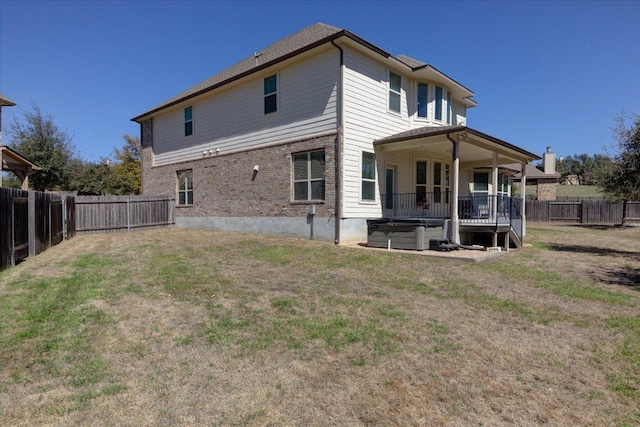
[1,0,638,162]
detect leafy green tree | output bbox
[69,158,112,195]
[105,134,141,195]
[600,112,640,223]
[556,153,614,185]
[7,104,77,191]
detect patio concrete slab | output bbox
[352,243,509,263]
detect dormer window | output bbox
[388,71,401,113]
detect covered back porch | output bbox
[373,126,539,248]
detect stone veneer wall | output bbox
[537,180,558,201]
[140,124,337,226]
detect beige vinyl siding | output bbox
[152,49,338,166]
[341,47,409,218]
[452,101,466,126]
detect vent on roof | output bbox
[254,52,263,66]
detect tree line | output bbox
[553,112,639,204]
[4,104,140,195]
[555,153,614,186]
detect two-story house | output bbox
[132,23,539,248]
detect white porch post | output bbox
[492,153,499,247]
[521,161,527,237]
[450,139,460,244]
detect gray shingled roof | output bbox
[395,54,426,69]
[504,163,561,179]
[132,22,476,122]
[133,23,344,121]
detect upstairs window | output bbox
[293,150,325,201]
[388,71,401,113]
[184,107,193,136]
[264,74,277,114]
[434,86,443,121]
[446,91,452,124]
[361,152,376,201]
[417,83,428,118]
[177,169,193,206]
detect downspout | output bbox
[446,132,461,244]
[331,40,344,245]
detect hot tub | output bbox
[366,218,445,251]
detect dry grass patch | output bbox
[0,226,639,426]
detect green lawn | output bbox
[513,184,606,199]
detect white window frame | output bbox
[498,173,511,197]
[264,74,278,115]
[414,158,429,206]
[446,91,452,125]
[434,86,444,122]
[292,150,325,202]
[177,169,193,206]
[416,82,429,120]
[361,150,377,202]
[432,160,451,204]
[184,106,193,137]
[388,71,402,114]
[472,171,490,195]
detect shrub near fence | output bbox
[75,194,174,234]
[526,200,640,224]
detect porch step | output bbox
[509,228,522,248]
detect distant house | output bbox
[132,23,540,248]
[507,147,561,201]
[0,94,41,189]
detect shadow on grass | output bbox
[547,244,638,259]
[546,243,640,291]
[599,267,640,290]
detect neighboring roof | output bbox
[373,125,541,161]
[1,145,42,172]
[0,93,16,107]
[132,23,476,122]
[503,162,561,180]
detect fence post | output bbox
[28,191,36,257]
[62,197,67,240]
[127,198,131,232]
[49,199,52,248]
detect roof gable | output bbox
[132,23,343,121]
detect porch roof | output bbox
[1,145,42,173]
[373,126,540,167]
[0,94,16,107]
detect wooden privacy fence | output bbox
[74,194,174,234]
[0,188,75,271]
[526,200,640,224]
